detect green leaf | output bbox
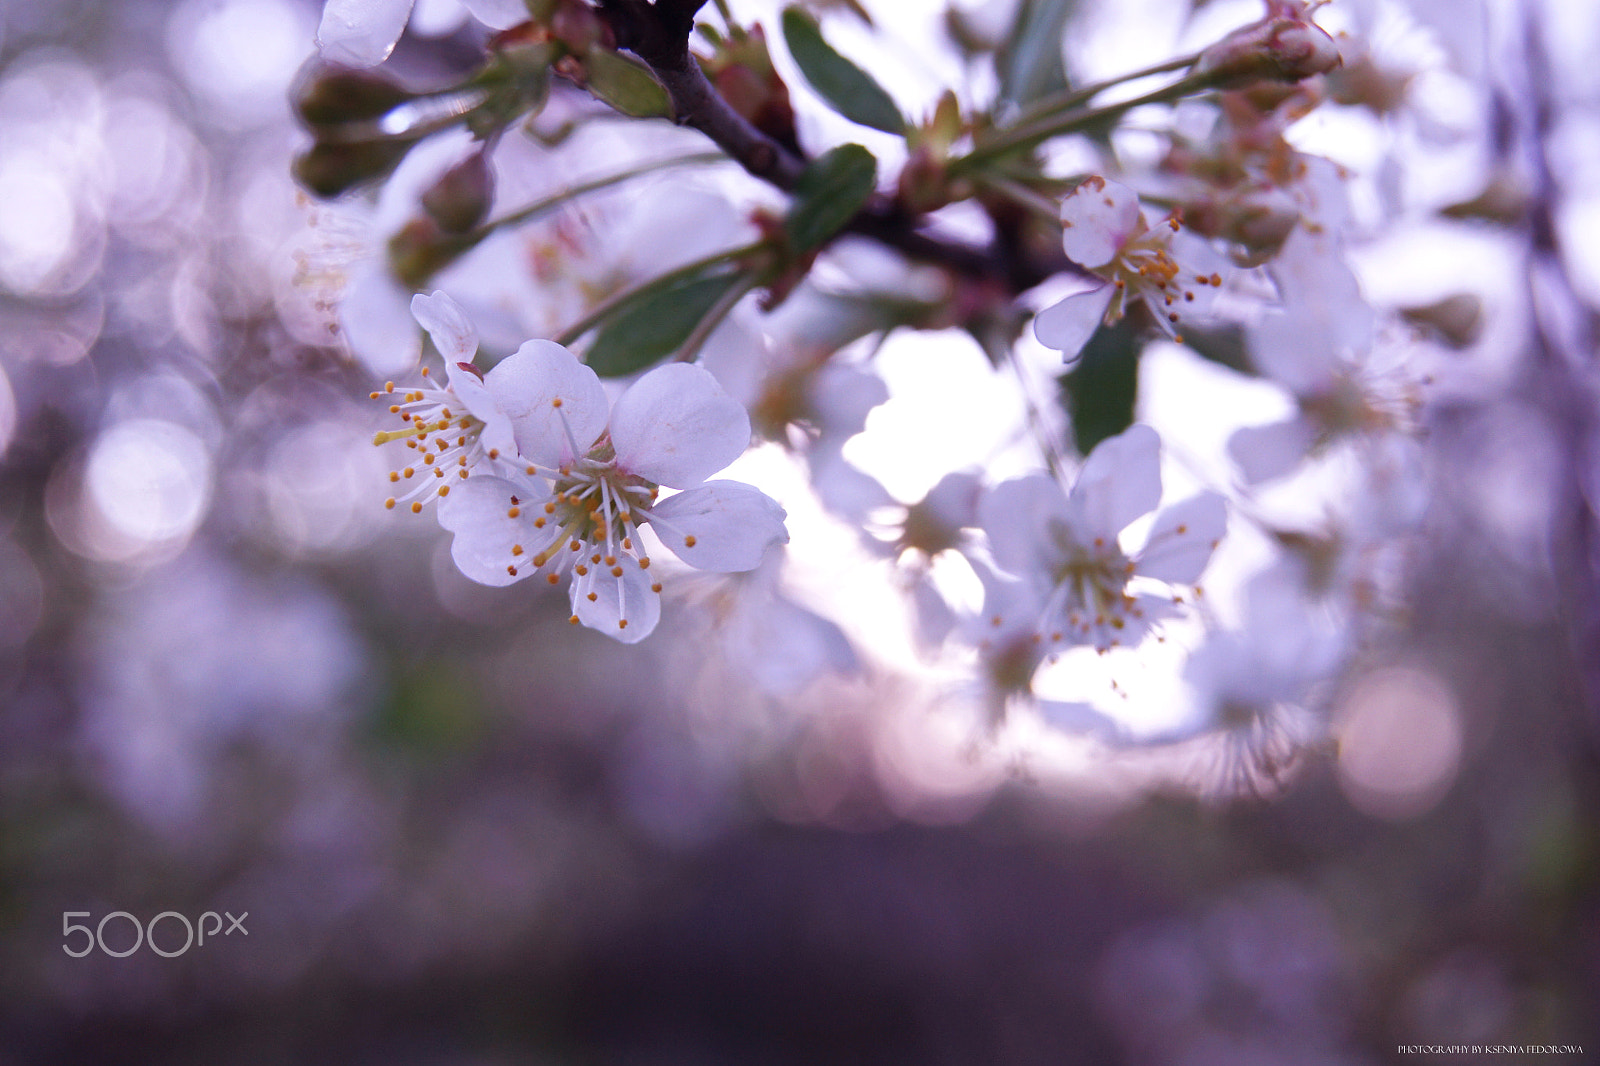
[997,0,1074,109]
[785,143,877,254]
[780,7,905,133]
[583,48,673,119]
[1060,319,1140,455]
[585,272,744,377]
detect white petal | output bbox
[571,564,660,643]
[1069,423,1162,542]
[1250,313,1339,392]
[610,363,751,488]
[968,556,1046,644]
[810,364,889,438]
[436,475,541,586]
[1228,418,1316,483]
[485,340,607,467]
[1037,700,1131,744]
[696,313,767,408]
[1060,176,1142,268]
[726,594,858,695]
[410,290,477,363]
[340,266,420,378]
[810,447,894,523]
[979,475,1071,577]
[438,360,515,456]
[1137,492,1227,584]
[1033,285,1113,359]
[317,0,416,67]
[1272,229,1372,352]
[617,186,754,277]
[920,469,983,530]
[409,0,469,37]
[909,573,957,649]
[461,0,531,29]
[648,481,788,572]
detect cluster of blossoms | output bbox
[303,0,1452,788]
[374,292,788,642]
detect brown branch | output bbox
[598,0,805,188]
[592,0,1058,290]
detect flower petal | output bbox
[436,475,541,586]
[810,364,889,439]
[1037,700,1131,744]
[317,0,416,67]
[410,290,477,363]
[725,593,858,695]
[485,340,607,468]
[1033,285,1113,359]
[1228,417,1316,483]
[1069,423,1162,542]
[979,474,1071,578]
[647,481,788,572]
[440,360,515,457]
[460,0,529,29]
[571,563,660,643]
[810,446,894,523]
[1060,176,1142,268]
[1138,492,1227,584]
[340,266,419,377]
[967,554,1046,644]
[610,363,751,488]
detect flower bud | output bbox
[1400,294,1483,349]
[698,24,799,153]
[293,139,416,197]
[1440,176,1529,226]
[293,62,417,129]
[549,0,608,52]
[1222,187,1302,262]
[897,145,953,214]
[421,150,495,233]
[1194,15,1342,89]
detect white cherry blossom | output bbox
[371,291,537,513]
[1033,176,1230,360]
[1228,233,1421,483]
[435,349,788,642]
[980,424,1227,651]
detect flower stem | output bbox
[1007,52,1201,130]
[953,71,1214,172]
[476,151,730,235]
[553,239,770,347]
[972,174,1062,223]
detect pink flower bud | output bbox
[1195,15,1342,89]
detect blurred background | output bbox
[0,0,1596,1062]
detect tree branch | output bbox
[592,0,1061,291]
[598,0,805,188]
